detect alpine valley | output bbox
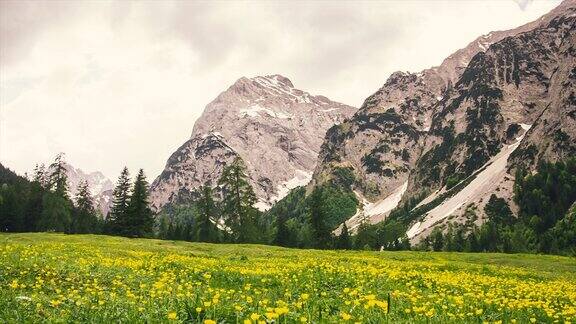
[151,0,576,249]
[1,0,575,254]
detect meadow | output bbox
[1,233,575,323]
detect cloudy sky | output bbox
[0,0,561,181]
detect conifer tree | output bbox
[108,167,131,235]
[33,164,49,188]
[196,185,219,242]
[37,154,72,232]
[308,187,332,249]
[218,157,260,243]
[72,181,97,233]
[48,153,69,198]
[26,164,48,231]
[336,223,352,250]
[273,213,291,247]
[127,169,153,237]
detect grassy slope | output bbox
[1,233,575,323]
[2,233,574,275]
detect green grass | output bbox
[1,233,575,323]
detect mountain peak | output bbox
[151,74,356,211]
[251,74,294,90]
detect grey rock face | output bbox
[150,75,356,211]
[312,0,576,240]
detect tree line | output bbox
[1,154,574,255]
[0,154,153,237]
[417,158,576,255]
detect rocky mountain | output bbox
[309,0,576,241]
[58,163,113,216]
[149,75,356,211]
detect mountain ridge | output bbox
[304,0,576,242]
[150,74,356,211]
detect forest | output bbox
[1,156,575,255]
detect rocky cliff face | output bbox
[311,0,576,241]
[150,75,356,211]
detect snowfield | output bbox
[406,125,532,241]
[343,181,408,232]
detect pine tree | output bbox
[196,185,219,242]
[218,157,259,243]
[127,169,154,237]
[27,164,48,231]
[431,228,444,251]
[308,187,332,249]
[354,221,376,250]
[33,164,49,188]
[273,213,291,247]
[72,181,97,233]
[37,154,72,232]
[336,223,352,250]
[108,167,131,235]
[48,153,69,198]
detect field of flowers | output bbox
[1,233,575,323]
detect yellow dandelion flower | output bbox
[341,312,352,321]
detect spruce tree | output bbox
[218,157,259,243]
[108,167,131,235]
[336,223,352,250]
[37,154,72,232]
[274,213,291,247]
[48,153,69,198]
[196,185,219,242]
[431,229,444,251]
[26,164,48,231]
[33,164,49,188]
[308,187,332,249]
[127,169,153,237]
[72,181,97,234]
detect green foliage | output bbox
[353,221,377,250]
[48,153,69,199]
[126,169,154,237]
[33,155,73,233]
[37,192,72,232]
[196,186,220,243]
[107,167,131,235]
[445,175,460,190]
[273,213,291,247]
[219,157,264,243]
[317,184,358,229]
[336,223,352,250]
[308,187,333,249]
[266,166,358,249]
[71,181,98,234]
[433,158,576,255]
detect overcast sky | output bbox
[0,0,562,182]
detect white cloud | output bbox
[0,0,561,181]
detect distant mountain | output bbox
[301,0,576,242]
[150,75,356,211]
[51,162,113,216]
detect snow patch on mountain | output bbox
[150,74,356,211]
[407,125,532,241]
[239,104,292,119]
[342,181,408,232]
[275,170,313,202]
